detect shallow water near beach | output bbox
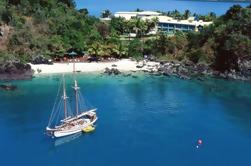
[0,73,251,166]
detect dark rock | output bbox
[0,60,33,80]
[0,84,17,91]
[197,77,205,81]
[157,61,193,79]
[159,61,167,65]
[183,60,194,67]
[238,59,251,80]
[32,55,53,65]
[123,73,132,77]
[195,63,209,74]
[142,70,149,73]
[148,70,154,73]
[104,67,121,75]
[178,69,191,79]
[88,56,100,62]
[112,64,117,67]
[104,67,110,73]
[136,65,144,68]
[212,70,220,76]
[144,54,156,61]
[153,73,162,76]
[162,72,170,77]
[157,59,251,82]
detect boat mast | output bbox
[73,80,80,116]
[63,75,68,119]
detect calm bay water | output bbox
[0,73,251,166]
[76,0,250,16]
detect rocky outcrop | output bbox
[0,84,17,91]
[158,61,212,79]
[238,59,251,81]
[102,59,250,81]
[157,60,251,81]
[104,67,121,75]
[206,59,251,81]
[31,55,53,65]
[0,60,33,80]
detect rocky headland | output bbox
[0,59,33,80]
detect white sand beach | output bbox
[30,59,160,74]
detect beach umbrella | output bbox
[68,51,78,56]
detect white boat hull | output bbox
[53,118,97,138]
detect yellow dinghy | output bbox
[82,125,95,133]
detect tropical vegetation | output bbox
[0,1,250,73]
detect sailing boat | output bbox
[46,76,98,138]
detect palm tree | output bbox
[135,8,143,12]
[88,42,102,57]
[101,9,112,18]
[172,9,181,19]
[117,42,127,58]
[184,10,191,19]
[134,18,147,38]
[208,12,216,20]
[79,8,89,16]
[145,17,159,34]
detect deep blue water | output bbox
[75,0,250,16]
[1,73,251,166]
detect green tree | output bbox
[224,4,242,20]
[101,9,112,18]
[184,9,191,19]
[171,9,182,20]
[186,5,251,71]
[57,0,75,8]
[79,8,89,16]
[88,41,103,57]
[215,33,251,71]
[7,0,21,6]
[1,10,12,24]
[128,39,143,60]
[110,17,127,35]
[96,22,110,39]
[154,33,169,56]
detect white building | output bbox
[114,11,213,33]
[156,16,212,33]
[114,11,161,20]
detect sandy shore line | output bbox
[30,59,159,74]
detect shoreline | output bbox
[30,59,159,75]
[1,59,249,82]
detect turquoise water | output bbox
[75,0,250,16]
[1,73,251,166]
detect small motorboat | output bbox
[82,125,95,133]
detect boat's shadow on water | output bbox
[46,130,97,148]
[53,133,82,147]
[42,133,83,149]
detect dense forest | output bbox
[0,0,250,73]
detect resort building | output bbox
[114,11,161,20]
[114,11,213,34]
[156,16,212,33]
